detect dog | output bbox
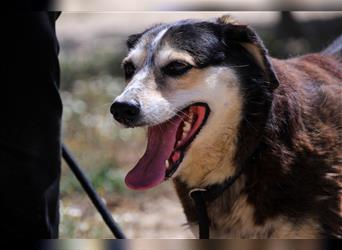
[110,15,342,238]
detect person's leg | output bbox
[0,12,61,238]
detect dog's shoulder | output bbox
[253,43,342,238]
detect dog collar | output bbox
[188,168,243,239]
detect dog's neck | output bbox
[176,132,240,188]
[173,173,247,237]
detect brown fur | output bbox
[174,52,342,238]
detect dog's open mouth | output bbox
[125,103,210,190]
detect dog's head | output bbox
[111,15,279,189]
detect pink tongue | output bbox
[125,115,183,190]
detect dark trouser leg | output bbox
[0,12,61,238]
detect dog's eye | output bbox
[123,61,136,80]
[162,61,192,77]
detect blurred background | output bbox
[57,0,342,11]
[56,12,342,238]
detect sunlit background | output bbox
[56,12,342,238]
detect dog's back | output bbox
[262,38,342,238]
[272,37,342,127]
[272,36,342,139]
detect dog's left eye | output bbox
[123,61,136,80]
[162,61,192,77]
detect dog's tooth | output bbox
[183,121,191,132]
[189,112,193,120]
[165,160,169,168]
[188,113,194,123]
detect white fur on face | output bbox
[122,28,169,73]
[124,47,147,70]
[116,28,180,125]
[151,28,168,48]
[114,66,175,125]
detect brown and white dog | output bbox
[110,15,342,238]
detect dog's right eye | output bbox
[123,62,136,80]
[162,61,192,77]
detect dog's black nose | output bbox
[110,101,141,125]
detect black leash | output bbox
[62,144,126,239]
[189,168,243,239]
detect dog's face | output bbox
[114,21,233,126]
[111,15,278,189]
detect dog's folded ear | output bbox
[217,15,279,90]
[126,33,143,50]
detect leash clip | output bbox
[188,188,207,200]
[188,188,210,239]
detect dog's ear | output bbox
[127,23,167,50]
[126,33,143,50]
[217,15,279,90]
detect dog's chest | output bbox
[189,194,320,238]
[205,195,275,238]
[174,178,321,238]
[174,178,267,238]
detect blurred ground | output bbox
[56,12,342,238]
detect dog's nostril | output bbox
[110,101,141,123]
